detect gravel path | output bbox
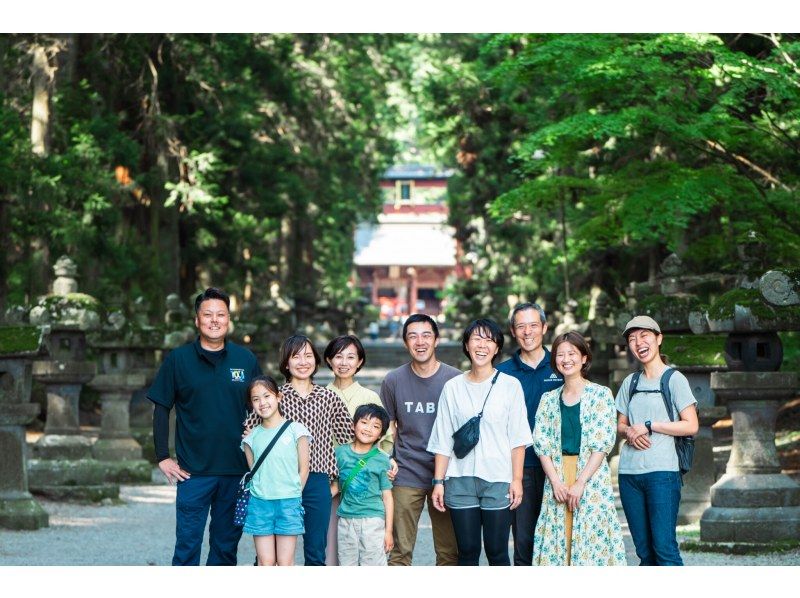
[1,473,798,565]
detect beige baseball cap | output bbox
[622,315,662,339]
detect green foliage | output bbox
[0,34,410,333]
[419,34,800,323]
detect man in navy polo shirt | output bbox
[148,287,262,566]
[496,302,563,566]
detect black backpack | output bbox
[629,368,695,476]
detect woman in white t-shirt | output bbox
[616,315,698,566]
[427,318,532,566]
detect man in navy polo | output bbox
[496,302,563,566]
[148,287,262,565]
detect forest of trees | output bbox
[1,33,799,331]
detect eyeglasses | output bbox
[406,332,435,341]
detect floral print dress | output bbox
[532,382,627,566]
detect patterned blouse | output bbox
[244,383,353,481]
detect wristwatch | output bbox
[644,420,653,436]
[432,478,445,486]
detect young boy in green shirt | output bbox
[335,403,394,565]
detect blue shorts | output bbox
[243,496,305,536]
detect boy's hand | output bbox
[330,481,339,498]
[387,458,399,481]
[384,530,394,553]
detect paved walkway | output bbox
[1,471,798,565]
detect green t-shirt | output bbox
[560,399,582,456]
[335,444,392,519]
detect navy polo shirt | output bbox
[496,348,564,468]
[147,338,262,476]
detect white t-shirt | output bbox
[427,371,533,483]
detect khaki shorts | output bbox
[337,516,388,566]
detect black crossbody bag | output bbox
[452,371,501,459]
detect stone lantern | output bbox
[86,309,155,483]
[0,325,49,529]
[26,256,119,501]
[694,269,800,544]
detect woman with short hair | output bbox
[427,318,532,566]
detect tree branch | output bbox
[704,139,792,191]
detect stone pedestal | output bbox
[678,405,726,524]
[700,371,800,543]
[0,331,50,530]
[0,326,49,530]
[88,372,151,483]
[28,358,120,501]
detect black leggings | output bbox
[449,507,512,566]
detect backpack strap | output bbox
[628,370,642,399]
[659,368,677,422]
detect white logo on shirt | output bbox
[404,401,436,414]
[230,368,245,382]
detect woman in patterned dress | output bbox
[244,334,353,566]
[532,331,626,566]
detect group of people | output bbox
[148,287,698,567]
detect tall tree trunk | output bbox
[30,43,54,157]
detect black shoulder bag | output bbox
[452,370,501,459]
[234,419,293,527]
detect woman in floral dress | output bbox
[532,331,626,565]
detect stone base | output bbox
[92,437,143,461]
[0,495,49,530]
[33,434,92,460]
[28,457,151,488]
[31,484,119,502]
[710,473,800,507]
[700,505,800,543]
[101,459,152,484]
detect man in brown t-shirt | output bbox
[380,314,460,565]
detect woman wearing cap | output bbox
[532,331,626,565]
[616,315,699,566]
